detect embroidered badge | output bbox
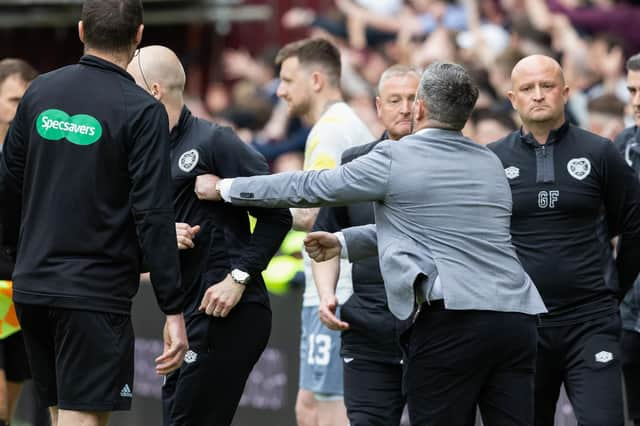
[505,166,520,180]
[184,350,198,364]
[595,351,613,363]
[178,149,199,172]
[567,157,591,180]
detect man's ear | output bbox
[413,98,426,122]
[78,21,85,44]
[151,82,162,101]
[375,96,383,120]
[310,71,324,92]
[135,24,144,46]
[507,90,517,111]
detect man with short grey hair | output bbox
[311,64,419,425]
[197,62,546,425]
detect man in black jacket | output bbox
[0,2,187,425]
[489,54,640,426]
[0,57,38,426]
[310,64,419,425]
[615,52,640,426]
[128,45,291,426]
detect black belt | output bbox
[422,299,445,310]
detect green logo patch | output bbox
[36,109,102,146]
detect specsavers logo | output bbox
[36,109,102,146]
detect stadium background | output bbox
[0,0,629,424]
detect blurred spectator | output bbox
[547,0,640,56]
[469,107,518,145]
[586,94,626,141]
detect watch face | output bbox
[232,269,250,283]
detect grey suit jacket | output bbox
[228,128,547,319]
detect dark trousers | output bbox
[343,358,405,425]
[534,313,623,426]
[621,330,640,425]
[402,304,538,426]
[162,303,271,426]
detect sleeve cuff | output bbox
[219,178,233,202]
[334,231,349,260]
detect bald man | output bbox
[127,46,291,425]
[489,55,640,425]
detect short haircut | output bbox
[417,62,479,130]
[81,0,143,52]
[275,38,341,87]
[587,94,625,117]
[627,52,640,72]
[470,107,517,131]
[377,64,422,95]
[0,58,37,87]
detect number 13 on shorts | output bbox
[307,333,332,366]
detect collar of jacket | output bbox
[519,120,570,148]
[169,106,193,146]
[79,55,133,81]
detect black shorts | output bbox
[0,331,31,382]
[15,303,134,411]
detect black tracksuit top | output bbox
[169,107,291,316]
[489,122,640,326]
[1,55,183,315]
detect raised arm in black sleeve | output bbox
[601,142,640,299]
[210,126,291,275]
[128,103,184,314]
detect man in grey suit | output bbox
[197,62,547,425]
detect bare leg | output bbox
[5,381,22,421]
[316,399,348,426]
[295,389,318,426]
[57,409,110,426]
[0,370,8,422]
[49,406,58,426]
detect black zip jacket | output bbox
[489,123,640,326]
[615,125,640,179]
[170,107,291,315]
[313,135,404,364]
[0,55,183,315]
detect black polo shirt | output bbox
[489,123,640,326]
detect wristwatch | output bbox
[215,180,222,200]
[231,269,250,286]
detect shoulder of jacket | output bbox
[341,140,382,164]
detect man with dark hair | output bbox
[616,51,640,426]
[127,45,291,426]
[201,62,546,425]
[311,64,420,426]
[489,54,640,426]
[275,38,342,89]
[225,37,370,426]
[0,58,38,426]
[0,59,37,146]
[0,1,187,426]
